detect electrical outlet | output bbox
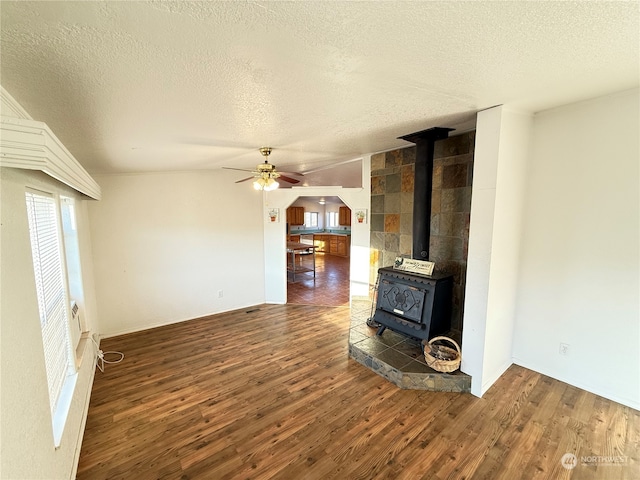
[559,343,569,355]
[218,290,223,298]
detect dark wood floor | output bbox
[77,304,639,479]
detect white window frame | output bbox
[327,211,339,228]
[25,189,78,447]
[304,211,318,228]
[60,196,85,352]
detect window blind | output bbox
[25,191,71,415]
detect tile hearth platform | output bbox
[349,300,471,392]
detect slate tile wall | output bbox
[369,131,475,333]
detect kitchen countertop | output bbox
[290,231,351,236]
[286,241,317,250]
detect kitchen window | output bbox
[328,211,339,228]
[304,211,318,228]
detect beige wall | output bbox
[513,89,639,409]
[87,170,266,337]
[463,90,639,408]
[0,168,99,479]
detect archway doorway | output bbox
[286,195,351,307]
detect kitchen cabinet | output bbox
[289,234,300,243]
[329,236,338,254]
[312,234,350,257]
[339,206,351,226]
[287,206,305,225]
[313,235,327,253]
[336,236,349,256]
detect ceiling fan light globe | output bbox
[264,178,279,191]
[253,179,264,190]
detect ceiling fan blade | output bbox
[278,175,301,184]
[223,166,255,173]
[235,176,256,184]
[279,170,305,177]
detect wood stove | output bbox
[369,127,455,341]
[371,267,453,341]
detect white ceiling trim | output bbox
[1,87,101,200]
[0,86,32,120]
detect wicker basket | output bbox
[422,336,461,373]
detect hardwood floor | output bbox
[77,304,639,479]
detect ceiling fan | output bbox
[223,147,303,191]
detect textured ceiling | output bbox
[1,1,638,185]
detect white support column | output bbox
[461,105,532,396]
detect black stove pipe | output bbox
[398,127,454,261]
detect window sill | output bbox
[53,332,92,448]
[52,371,78,448]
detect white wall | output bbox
[513,89,639,409]
[0,168,99,479]
[87,170,266,337]
[461,106,532,396]
[263,156,371,303]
